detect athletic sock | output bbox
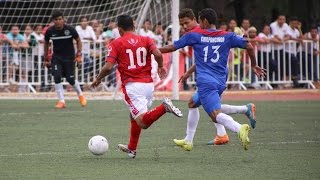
[216,113,241,133]
[214,123,227,136]
[55,83,65,103]
[128,120,141,151]
[221,104,248,114]
[185,108,200,144]
[141,104,166,127]
[73,80,83,96]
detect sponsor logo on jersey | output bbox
[127,38,138,46]
[64,30,70,36]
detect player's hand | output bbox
[75,52,82,68]
[157,67,167,80]
[252,65,267,79]
[178,72,192,83]
[91,79,102,89]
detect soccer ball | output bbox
[88,135,109,156]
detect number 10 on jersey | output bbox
[126,47,147,69]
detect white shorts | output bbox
[123,82,154,119]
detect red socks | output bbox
[128,120,141,151]
[141,104,166,127]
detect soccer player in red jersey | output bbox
[91,15,183,158]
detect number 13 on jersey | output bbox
[126,47,147,69]
[203,45,220,63]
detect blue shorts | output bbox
[197,82,226,115]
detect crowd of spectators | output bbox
[0,14,319,92]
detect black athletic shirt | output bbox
[45,24,79,57]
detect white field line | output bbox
[0,110,90,116]
[0,140,319,157]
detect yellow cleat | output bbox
[79,95,87,107]
[173,139,193,151]
[238,124,251,150]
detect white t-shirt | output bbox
[284,26,300,54]
[75,25,96,54]
[31,32,44,56]
[154,34,163,48]
[270,21,289,50]
[112,28,120,40]
[258,33,274,53]
[303,32,319,54]
[138,28,156,40]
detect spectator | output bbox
[240,18,251,37]
[76,16,96,80]
[302,25,319,83]
[257,24,280,83]
[0,25,10,88]
[270,14,289,81]
[228,19,242,35]
[23,25,36,92]
[153,22,166,48]
[219,21,228,31]
[102,21,116,42]
[138,19,156,40]
[284,16,303,87]
[91,19,99,34]
[6,25,29,85]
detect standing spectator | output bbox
[44,11,86,109]
[7,25,29,85]
[0,25,10,84]
[284,16,303,87]
[22,25,36,92]
[91,19,99,34]
[102,21,116,42]
[228,19,242,35]
[270,14,289,81]
[153,22,166,48]
[76,16,96,80]
[302,26,319,84]
[138,19,156,40]
[32,25,49,92]
[258,24,280,83]
[240,18,251,37]
[219,21,228,31]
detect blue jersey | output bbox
[174,28,247,86]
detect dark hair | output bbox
[198,8,217,25]
[289,16,299,22]
[310,25,318,30]
[51,11,64,20]
[117,14,134,31]
[178,8,195,19]
[11,25,19,29]
[144,19,151,23]
[80,16,88,22]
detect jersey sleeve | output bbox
[146,37,157,53]
[70,26,79,39]
[44,29,51,42]
[173,33,194,50]
[230,33,247,49]
[106,42,118,63]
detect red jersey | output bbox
[106,32,157,85]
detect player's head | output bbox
[117,14,134,36]
[198,8,217,29]
[277,14,286,26]
[51,11,64,29]
[80,16,89,28]
[10,25,20,35]
[178,8,197,32]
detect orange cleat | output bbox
[55,101,66,109]
[207,134,230,145]
[79,95,87,107]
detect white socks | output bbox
[73,80,83,96]
[55,83,65,103]
[185,108,200,144]
[221,104,248,114]
[214,123,227,136]
[216,113,241,133]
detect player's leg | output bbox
[118,82,182,158]
[199,83,250,150]
[221,104,256,128]
[64,59,86,107]
[51,57,66,108]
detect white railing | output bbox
[0,40,319,92]
[186,40,320,89]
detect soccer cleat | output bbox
[238,124,250,150]
[245,103,256,129]
[79,95,87,107]
[162,97,183,117]
[207,134,230,145]
[173,139,193,151]
[117,144,136,158]
[55,101,66,109]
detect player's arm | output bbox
[158,44,176,53]
[159,33,193,53]
[151,48,166,79]
[179,64,196,83]
[245,42,267,78]
[91,61,115,88]
[75,37,82,58]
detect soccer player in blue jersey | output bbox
[160,8,266,150]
